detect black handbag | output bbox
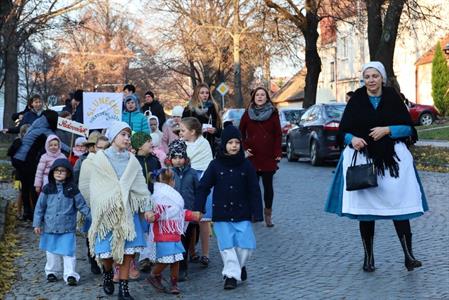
[346,150,378,191]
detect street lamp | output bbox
[444,43,449,55]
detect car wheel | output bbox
[286,139,299,162]
[419,112,434,126]
[310,140,323,166]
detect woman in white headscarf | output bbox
[325,61,428,273]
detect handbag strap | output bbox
[351,149,373,167]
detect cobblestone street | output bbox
[5,159,449,300]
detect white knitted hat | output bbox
[106,121,131,142]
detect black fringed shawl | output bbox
[339,86,417,177]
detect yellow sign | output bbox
[217,83,229,96]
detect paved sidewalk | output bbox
[416,139,449,148]
[4,160,449,299]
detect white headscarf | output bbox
[106,121,131,142]
[361,61,387,85]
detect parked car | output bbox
[405,100,440,126]
[279,108,306,150]
[286,103,346,165]
[222,108,245,128]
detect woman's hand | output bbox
[34,227,42,235]
[351,136,368,151]
[206,127,216,134]
[144,211,155,223]
[275,157,281,161]
[245,149,253,158]
[369,127,390,141]
[192,211,203,221]
[35,187,41,194]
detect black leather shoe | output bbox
[118,280,134,300]
[47,274,57,282]
[67,276,77,286]
[224,277,237,290]
[241,267,247,281]
[400,234,422,271]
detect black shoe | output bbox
[67,276,77,286]
[118,280,134,300]
[362,236,375,272]
[88,256,101,275]
[224,277,237,290]
[178,269,188,282]
[241,267,247,281]
[102,268,114,295]
[199,256,209,268]
[399,234,422,271]
[47,274,57,282]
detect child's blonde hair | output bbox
[19,124,30,138]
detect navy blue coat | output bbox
[194,158,263,222]
[173,165,199,211]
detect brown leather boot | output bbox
[264,208,274,227]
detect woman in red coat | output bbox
[239,87,282,227]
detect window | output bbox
[330,62,335,82]
[342,36,348,58]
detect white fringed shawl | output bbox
[87,150,152,264]
[186,136,213,171]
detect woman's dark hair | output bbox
[181,117,202,137]
[145,90,154,98]
[42,110,59,131]
[27,94,42,107]
[249,87,275,109]
[123,84,136,93]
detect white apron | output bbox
[342,143,423,216]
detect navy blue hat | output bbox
[48,158,73,183]
[220,125,242,150]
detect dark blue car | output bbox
[286,103,346,165]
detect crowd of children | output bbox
[5,85,269,299]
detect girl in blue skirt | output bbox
[33,158,90,286]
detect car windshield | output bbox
[325,105,345,119]
[227,109,245,119]
[283,110,304,122]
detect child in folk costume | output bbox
[147,168,202,295]
[87,121,154,300]
[33,158,91,286]
[195,125,263,290]
[34,134,66,193]
[167,139,200,281]
[179,117,213,267]
[130,131,161,274]
[68,136,87,166]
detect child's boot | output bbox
[118,279,134,300]
[169,276,180,295]
[224,276,237,290]
[102,268,114,295]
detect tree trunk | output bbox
[3,42,19,128]
[366,0,405,90]
[233,33,243,108]
[263,54,271,90]
[232,0,243,108]
[302,13,321,109]
[189,60,197,88]
[365,0,383,61]
[374,0,405,89]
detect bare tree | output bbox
[0,0,91,127]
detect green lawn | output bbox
[417,127,449,140]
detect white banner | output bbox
[83,92,122,129]
[57,117,89,137]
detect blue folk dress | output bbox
[94,148,147,258]
[325,96,428,221]
[39,184,77,257]
[213,221,256,251]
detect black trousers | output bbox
[12,158,37,219]
[359,220,411,239]
[256,171,276,209]
[180,223,199,271]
